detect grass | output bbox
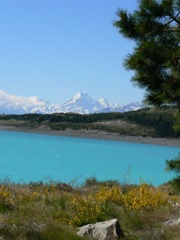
[0,179,179,239]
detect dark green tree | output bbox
[114,0,180,190]
[166,154,180,192]
[114,0,180,107]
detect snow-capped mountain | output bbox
[0,90,63,114]
[61,91,120,114]
[62,92,102,114]
[0,90,143,115]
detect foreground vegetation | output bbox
[0,179,179,240]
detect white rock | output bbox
[77,218,124,240]
[164,218,180,227]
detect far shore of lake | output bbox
[0,125,180,147]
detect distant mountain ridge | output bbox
[0,90,143,114]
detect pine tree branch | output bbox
[162,12,180,31]
[163,28,180,32]
[168,11,180,25]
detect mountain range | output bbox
[0,90,143,114]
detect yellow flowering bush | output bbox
[95,183,170,210]
[122,183,169,210]
[58,183,172,226]
[62,193,102,226]
[0,186,10,199]
[0,185,14,211]
[95,185,124,205]
[27,185,57,202]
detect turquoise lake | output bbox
[0,130,179,186]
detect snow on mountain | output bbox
[62,91,99,114]
[97,98,115,110]
[121,102,142,112]
[0,90,142,115]
[0,90,63,114]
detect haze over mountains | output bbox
[0,90,142,114]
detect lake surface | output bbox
[0,130,179,186]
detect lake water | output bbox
[0,130,179,186]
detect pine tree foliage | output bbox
[166,154,180,173]
[114,0,180,107]
[166,154,180,192]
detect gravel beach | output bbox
[0,125,179,147]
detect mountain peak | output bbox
[0,89,143,114]
[71,91,89,101]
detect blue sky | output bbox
[0,0,144,105]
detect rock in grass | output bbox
[77,218,124,240]
[164,218,180,227]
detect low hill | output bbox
[0,107,179,139]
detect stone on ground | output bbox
[77,218,124,240]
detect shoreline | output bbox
[0,125,180,147]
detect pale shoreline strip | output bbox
[0,125,179,147]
